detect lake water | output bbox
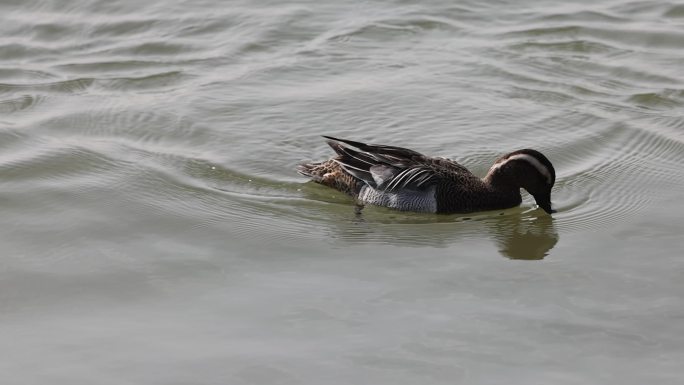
[2,0,684,384]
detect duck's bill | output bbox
[533,194,555,214]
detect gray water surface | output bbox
[2,0,684,384]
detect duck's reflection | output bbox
[488,212,558,260]
[326,204,558,260]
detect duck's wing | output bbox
[371,164,440,191]
[323,136,424,161]
[324,136,471,192]
[426,156,471,176]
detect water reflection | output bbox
[489,213,558,260]
[323,204,559,260]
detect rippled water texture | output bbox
[2,0,684,384]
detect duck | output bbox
[297,136,556,214]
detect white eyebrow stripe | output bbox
[490,154,552,184]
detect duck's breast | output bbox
[357,185,437,213]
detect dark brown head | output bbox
[487,149,556,214]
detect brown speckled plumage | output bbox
[296,159,362,196]
[297,136,556,214]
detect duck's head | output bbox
[487,149,556,214]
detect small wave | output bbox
[663,4,684,18]
[0,139,119,189]
[0,95,43,114]
[52,60,167,73]
[0,78,94,94]
[103,41,199,57]
[530,10,628,24]
[98,71,188,92]
[626,90,684,110]
[507,40,619,55]
[90,18,161,37]
[499,25,684,51]
[321,15,462,44]
[0,43,55,60]
[610,1,681,17]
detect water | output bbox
[2,0,684,383]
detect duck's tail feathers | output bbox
[297,159,362,195]
[296,162,325,182]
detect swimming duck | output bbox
[297,136,556,214]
